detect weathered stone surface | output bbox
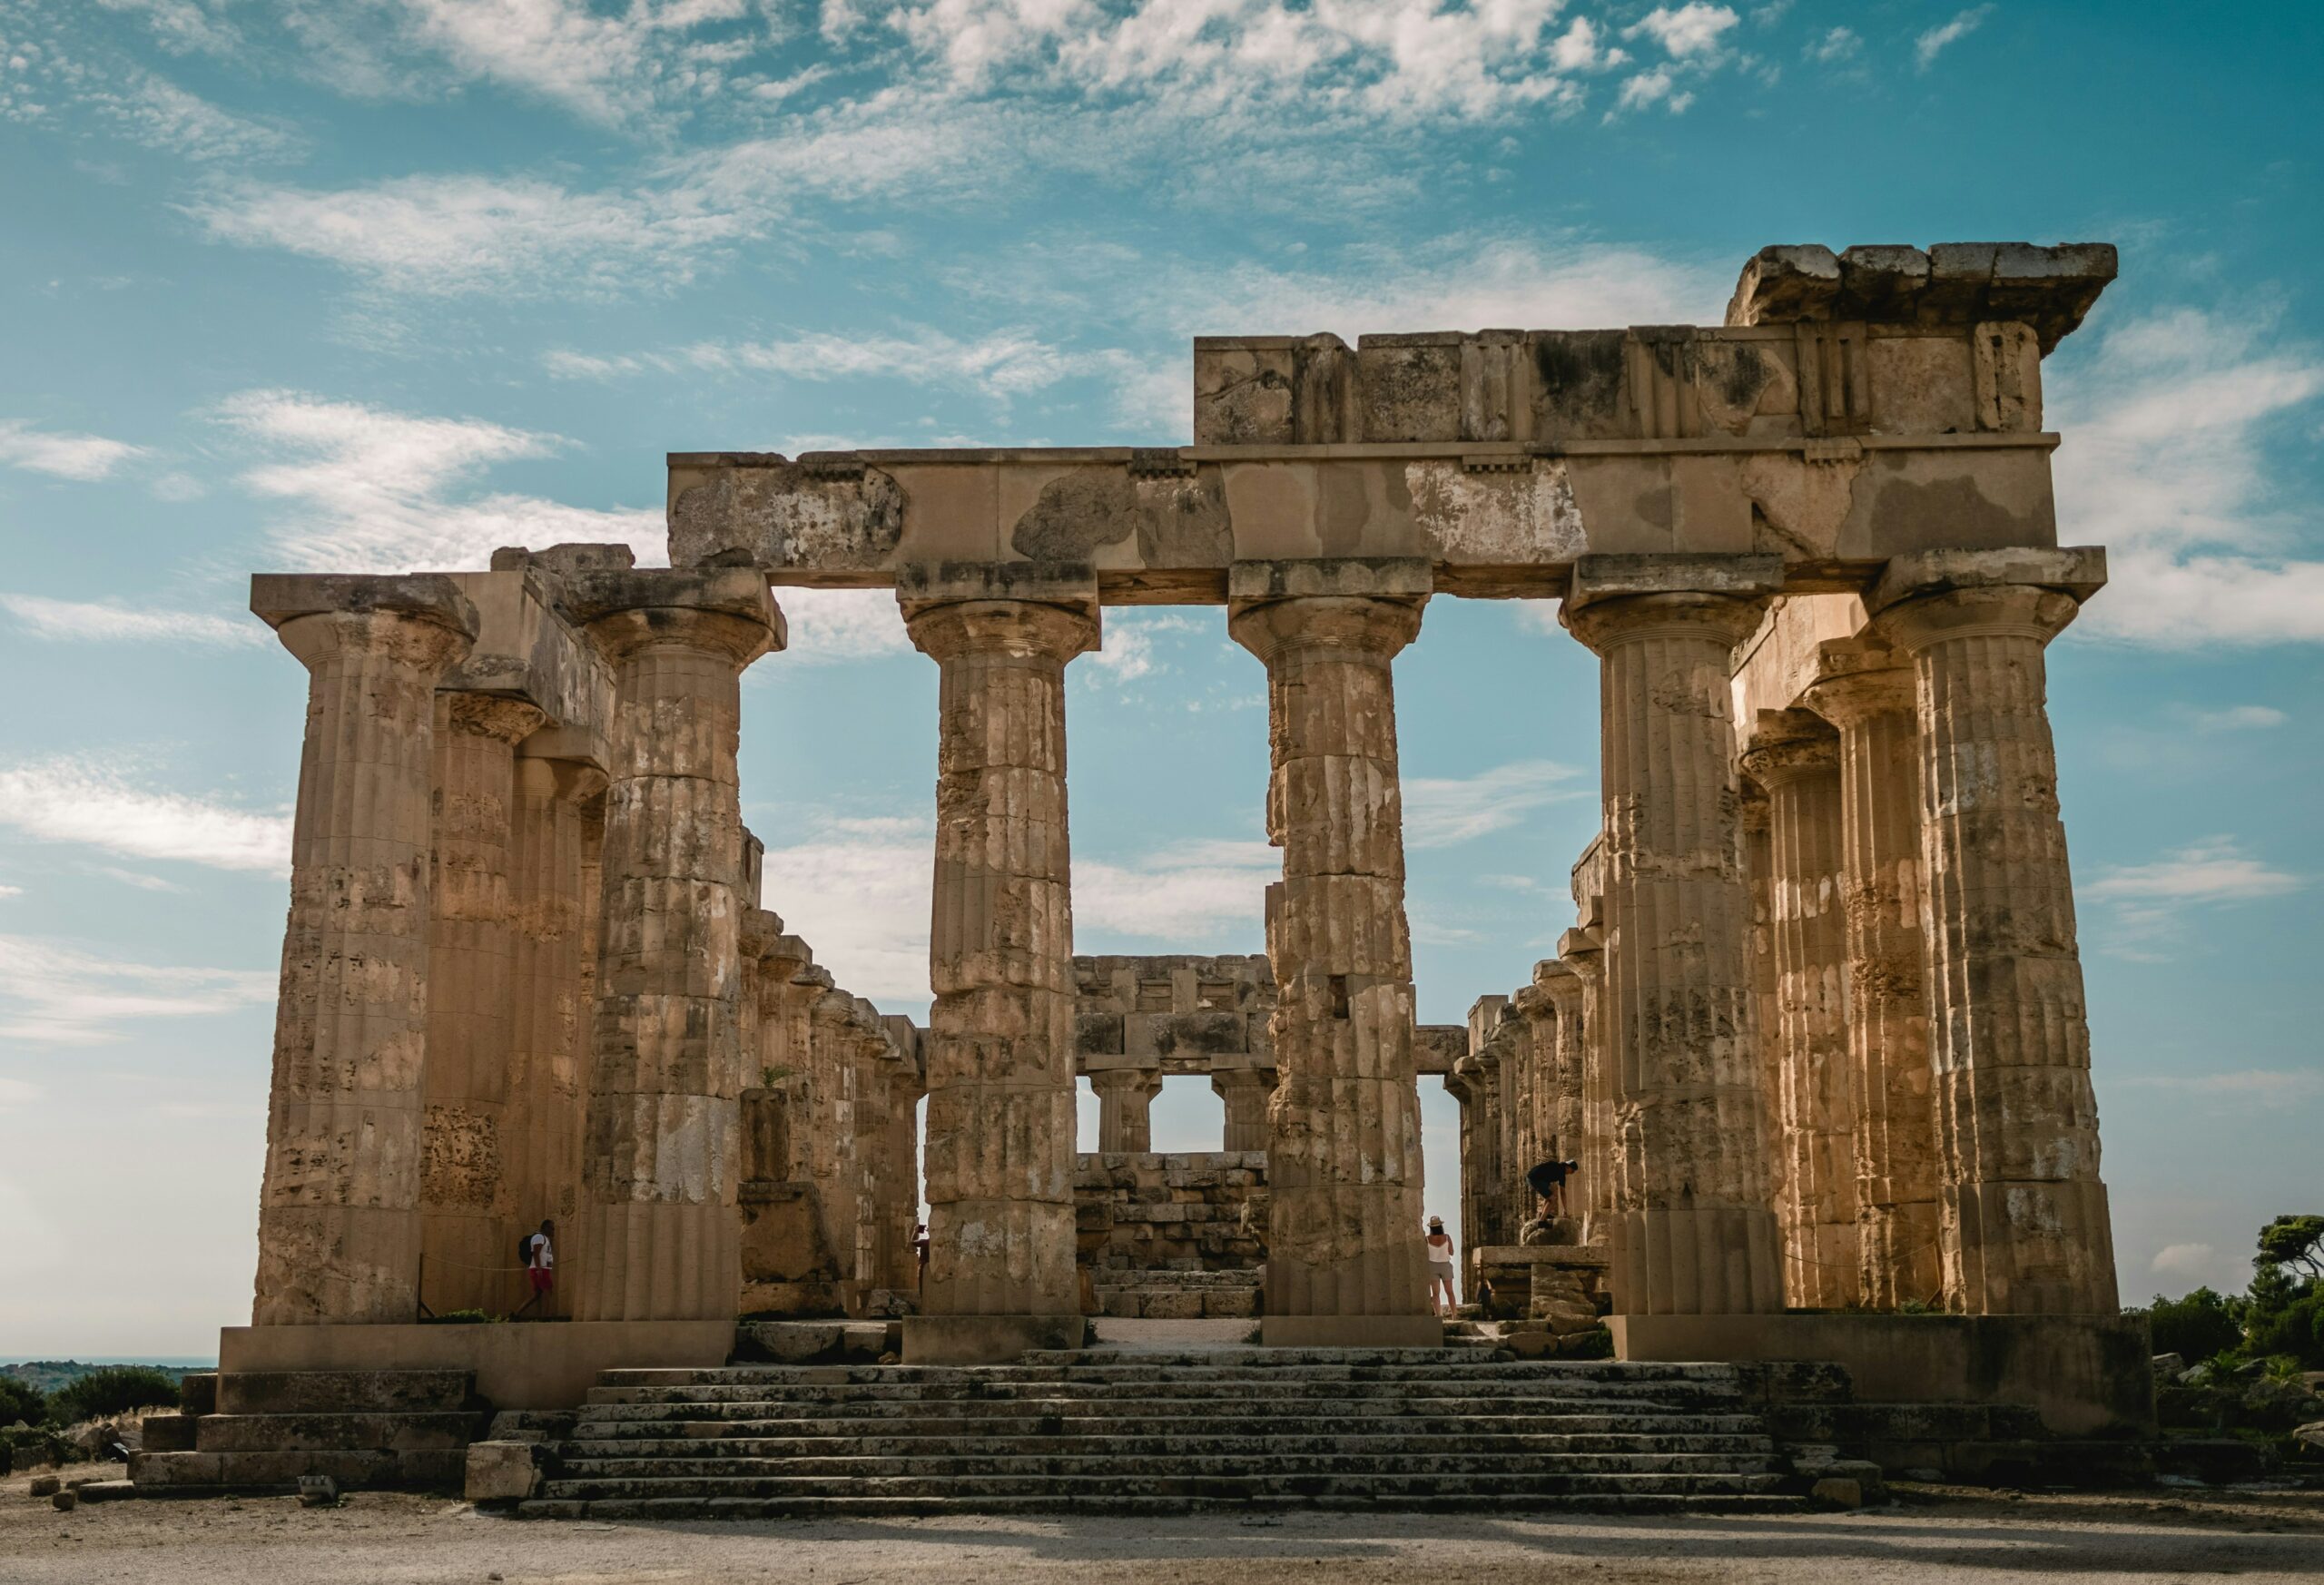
[1563,556,1785,1316]
[1870,556,2120,1316]
[1741,708,1860,1310]
[907,588,1098,1324]
[1231,567,1430,1324]
[573,576,780,1322]
[463,1440,541,1502]
[251,576,479,1326]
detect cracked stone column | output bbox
[249,574,478,1325]
[847,1000,892,1303]
[1212,1067,1275,1153]
[1443,1058,1479,1258]
[419,692,547,1315]
[1091,1067,1158,1154]
[505,751,605,1262]
[1563,554,1785,1315]
[1742,707,1861,1311]
[1558,926,1610,1247]
[566,568,778,1323]
[1231,558,1434,1346]
[1869,548,2120,1315]
[1736,780,1792,1289]
[1802,638,1945,1309]
[1528,960,1588,1211]
[901,566,1098,1361]
[879,1035,926,1295]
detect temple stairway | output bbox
[517,1349,1798,1518]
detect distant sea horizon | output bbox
[1,1357,218,1369]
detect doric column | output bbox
[1090,1067,1158,1153]
[1230,558,1433,1344]
[1741,707,1860,1311]
[1802,638,1944,1309]
[1211,1067,1275,1153]
[1869,548,2119,1315]
[566,568,778,1323]
[805,982,866,1295]
[1527,960,1588,1222]
[880,1038,926,1295]
[248,574,478,1325]
[901,566,1098,1358]
[1557,926,1610,1247]
[1443,1058,1479,1263]
[418,692,547,1314]
[1470,1016,1507,1248]
[1562,554,1784,1315]
[1736,779,1791,1288]
[498,746,603,1304]
[846,999,892,1303]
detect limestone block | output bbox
[463,1441,541,1502]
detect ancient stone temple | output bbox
[152,241,2152,1505]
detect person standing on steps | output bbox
[1424,1216,1458,1316]
[516,1219,556,1319]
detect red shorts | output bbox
[528,1267,554,1294]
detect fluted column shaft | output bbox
[1091,1068,1158,1153]
[252,586,476,1325]
[419,694,547,1314]
[1567,593,1782,1314]
[908,598,1095,1320]
[1557,930,1610,1247]
[1736,784,1790,1288]
[803,982,863,1293]
[1805,654,1944,1308]
[1743,713,1860,1310]
[1876,585,2118,1314]
[1231,594,1429,1322]
[574,596,774,1322]
[881,1068,925,1293]
[848,1019,891,1296]
[1212,1068,1275,1153]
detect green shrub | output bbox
[46,1365,179,1423]
[2142,1287,2245,1362]
[0,1376,48,1428]
[2248,1288,2324,1368]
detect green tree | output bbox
[46,1365,179,1423]
[2257,1215,2324,1281]
[0,1375,47,1428]
[2142,1286,2245,1361]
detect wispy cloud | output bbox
[0,420,145,481]
[1404,759,1588,850]
[113,69,303,160]
[1079,838,1276,941]
[1804,26,1859,64]
[2053,305,2324,646]
[216,389,661,572]
[2119,1068,2324,1105]
[1914,5,1992,71]
[0,757,291,874]
[2087,837,2301,906]
[2190,704,2287,732]
[756,809,933,1004]
[0,933,274,1046]
[0,592,265,647]
[2149,1242,2214,1280]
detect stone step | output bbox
[551,1452,1781,1481]
[580,1383,1747,1413]
[1089,1270,1260,1288]
[517,1491,1802,1521]
[194,1412,489,1453]
[214,1369,476,1417]
[561,1432,1778,1463]
[537,1470,1792,1502]
[128,1448,465,1490]
[588,1363,1743,1392]
[568,1411,1777,1442]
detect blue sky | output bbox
[1,0,2318,1357]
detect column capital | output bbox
[1736,773,1771,833]
[1738,706,1840,787]
[1866,546,2103,653]
[255,573,479,672]
[1556,925,1603,965]
[1088,1066,1157,1096]
[513,749,607,805]
[903,596,1099,664]
[1210,1066,1274,1093]
[1561,554,1780,655]
[738,906,788,963]
[1509,982,1555,1021]
[442,692,551,744]
[1798,635,1915,727]
[563,567,783,665]
[1531,957,1584,1011]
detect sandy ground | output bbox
[3,1472,2321,1584]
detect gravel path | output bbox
[4,1474,2320,1583]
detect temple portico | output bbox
[222,241,2142,1437]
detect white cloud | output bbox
[2149,1242,2214,1280]
[0,592,265,647]
[2191,704,2287,732]
[757,809,932,1004]
[1078,838,1276,941]
[1805,25,1858,64]
[772,586,913,665]
[1625,4,1738,59]
[0,884,23,900]
[2087,837,2301,906]
[1083,611,1208,684]
[2052,305,2324,646]
[116,70,301,160]
[0,419,145,481]
[382,0,761,127]
[0,933,274,1046]
[216,389,662,573]
[1913,5,1991,71]
[1612,64,1689,115]
[0,757,292,874]
[0,1075,36,1109]
[1404,759,1588,849]
[94,866,188,892]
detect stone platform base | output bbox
[1610,1312,2156,1436]
[902,1314,1088,1364]
[1261,1314,1443,1349]
[220,1319,734,1411]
